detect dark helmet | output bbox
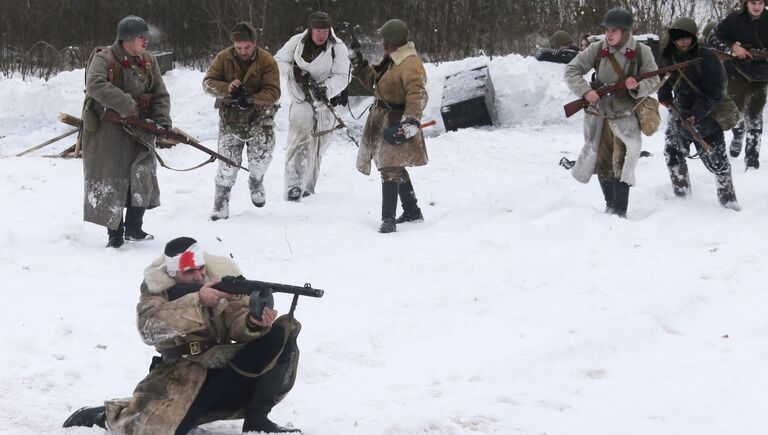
[601,8,633,30]
[702,20,717,39]
[550,30,574,48]
[116,15,149,41]
[668,17,698,41]
[378,19,409,46]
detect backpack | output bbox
[672,53,739,131]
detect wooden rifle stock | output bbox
[715,49,768,62]
[563,58,704,118]
[667,104,713,155]
[102,109,248,171]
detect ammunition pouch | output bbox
[82,97,102,132]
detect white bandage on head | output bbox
[164,240,205,277]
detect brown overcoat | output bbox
[353,42,429,175]
[104,254,296,434]
[81,43,171,230]
[202,46,281,129]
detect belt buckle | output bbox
[189,342,202,356]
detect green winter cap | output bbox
[309,11,331,29]
[601,8,633,30]
[378,19,409,46]
[550,30,574,48]
[116,15,149,42]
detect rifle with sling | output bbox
[166,275,324,321]
[666,103,713,156]
[295,69,360,147]
[564,58,703,118]
[102,109,248,171]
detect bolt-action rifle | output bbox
[666,103,713,156]
[563,58,703,118]
[102,109,248,171]
[715,49,768,62]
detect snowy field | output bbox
[1,53,767,435]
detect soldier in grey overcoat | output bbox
[82,15,171,248]
[564,8,659,218]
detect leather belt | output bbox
[160,340,214,359]
[373,98,405,111]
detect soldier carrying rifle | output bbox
[708,0,768,169]
[564,8,659,218]
[82,15,172,248]
[63,237,313,434]
[203,22,281,220]
[658,18,741,210]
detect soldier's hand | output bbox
[731,43,751,59]
[625,76,639,90]
[199,280,228,307]
[686,115,696,125]
[249,307,278,327]
[348,49,364,67]
[312,85,328,102]
[584,90,600,104]
[228,79,242,94]
[400,118,420,139]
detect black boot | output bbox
[668,163,690,198]
[745,128,761,170]
[598,176,615,213]
[395,179,424,224]
[106,223,124,248]
[730,121,745,157]
[124,207,154,241]
[379,181,399,233]
[612,179,631,218]
[62,405,107,429]
[242,412,301,433]
[287,186,302,202]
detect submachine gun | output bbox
[168,275,324,320]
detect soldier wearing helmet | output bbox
[564,8,660,218]
[535,30,579,64]
[348,19,429,233]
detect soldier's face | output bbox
[234,41,257,60]
[125,35,148,56]
[174,265,206,284]
[747,0,765,17]
[604,27,624,47]
[673,36,693,52]
[311,28,330,45]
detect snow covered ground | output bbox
[1,53,767,435]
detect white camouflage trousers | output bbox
[284,101,334,197]
[215,119,276,193]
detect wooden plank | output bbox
[16,128,80,157]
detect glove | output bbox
[293,65,309,87]
[348,49,364,68]
[400,118,420,139]
[312,85,327,102]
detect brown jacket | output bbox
[104,254,295,434]
[353,42,429,175]
[82,43,171,230]
[203,46,281,129]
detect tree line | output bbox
[0,0,739,79]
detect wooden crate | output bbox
[440,65,496,131]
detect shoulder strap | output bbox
[607,53,627,80]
